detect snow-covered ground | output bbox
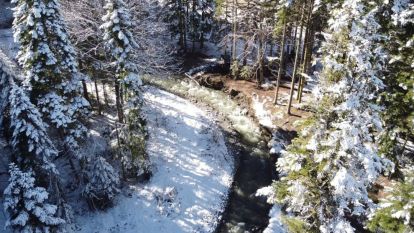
[73,86,234,233]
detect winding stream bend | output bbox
[143,76,277,233]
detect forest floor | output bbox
[71,86,234,233]
[224,79,312,131]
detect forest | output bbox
[0,0,413,232]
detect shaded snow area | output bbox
[0,29,18,59]
[74,86,234,233]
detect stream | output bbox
[216,144,276,233]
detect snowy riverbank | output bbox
[72,86,234,233]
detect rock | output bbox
[198,75,224,90]
[229,88,241,97]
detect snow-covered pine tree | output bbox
[101,0,149,179]
[274,1,393,232]
[379,0,414,164]
[12,0,90,153]
[165,0,214,51]
[368,1,414,232]
[4,164,65,232]
[165,0,187,49]
[8,84,58,174]
[197,0,214,49]
[101,0,139,124]
[368,168,414,233]
[83,156,120,210]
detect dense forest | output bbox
[0,0,413,232]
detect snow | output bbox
[0,29,17,59]
[252,94,275,129]
[256,187,287,233]
[263,206,287,233]
[143,76,262,144]
[73,86,234,233]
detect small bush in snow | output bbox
[83,156,120,210]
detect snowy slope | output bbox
[74,86,234,233]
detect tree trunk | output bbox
[231,0,238,62]
[178,0,185,49]
[287,4,305,115]
[273,13,288,105]
[82,80,89,102]
[103,82,109,107]
[115,79,124,123]
[94,79,102,115]
[257,33,264,86]
[243,37,249,66]
[298,0,315,103]
[192,0,196,52]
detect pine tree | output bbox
[101,0,139,124]
[12,0,90,153]
[8,84,58,174]
[368,1,414,232]
[274,1,394,232]
[368,168,414,233]
[197,0,215,49]
[3,164,65,233]
[101,0,148,179]
[166,0,187,50]
[83,156,120,210]
[379,0,414,164]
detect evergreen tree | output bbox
[368,1,414,232]
[380,0,414,164]
[368,168,414,233]
[3,164,65,233]
[8,84,58,174]
[165,0,215,51]
[12,0,90,153]
[274,1,393,232]
[101,0,149,179]
[101,0,139,124]
[166,0,187,50]
[83,156,120,210]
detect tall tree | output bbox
[369,1,414,232]
[101,0,139,123]
[275,1,394,231]
[12,0,90,154]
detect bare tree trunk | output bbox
[287,4,305,115]
[94,79,102,115]
[243,37,249,66]
[82,80,89,102]
[298,0,315,103]
[257,32,264,86]
[178,0,185,50]
[120,84,124,106]
[115,79,124,123]
[192,0,196,52]
[231,0,238,62]
[273,14,288,105]
[103,82,109,107]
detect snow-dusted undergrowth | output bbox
[143,76,262,144]
[73,86,234,233]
